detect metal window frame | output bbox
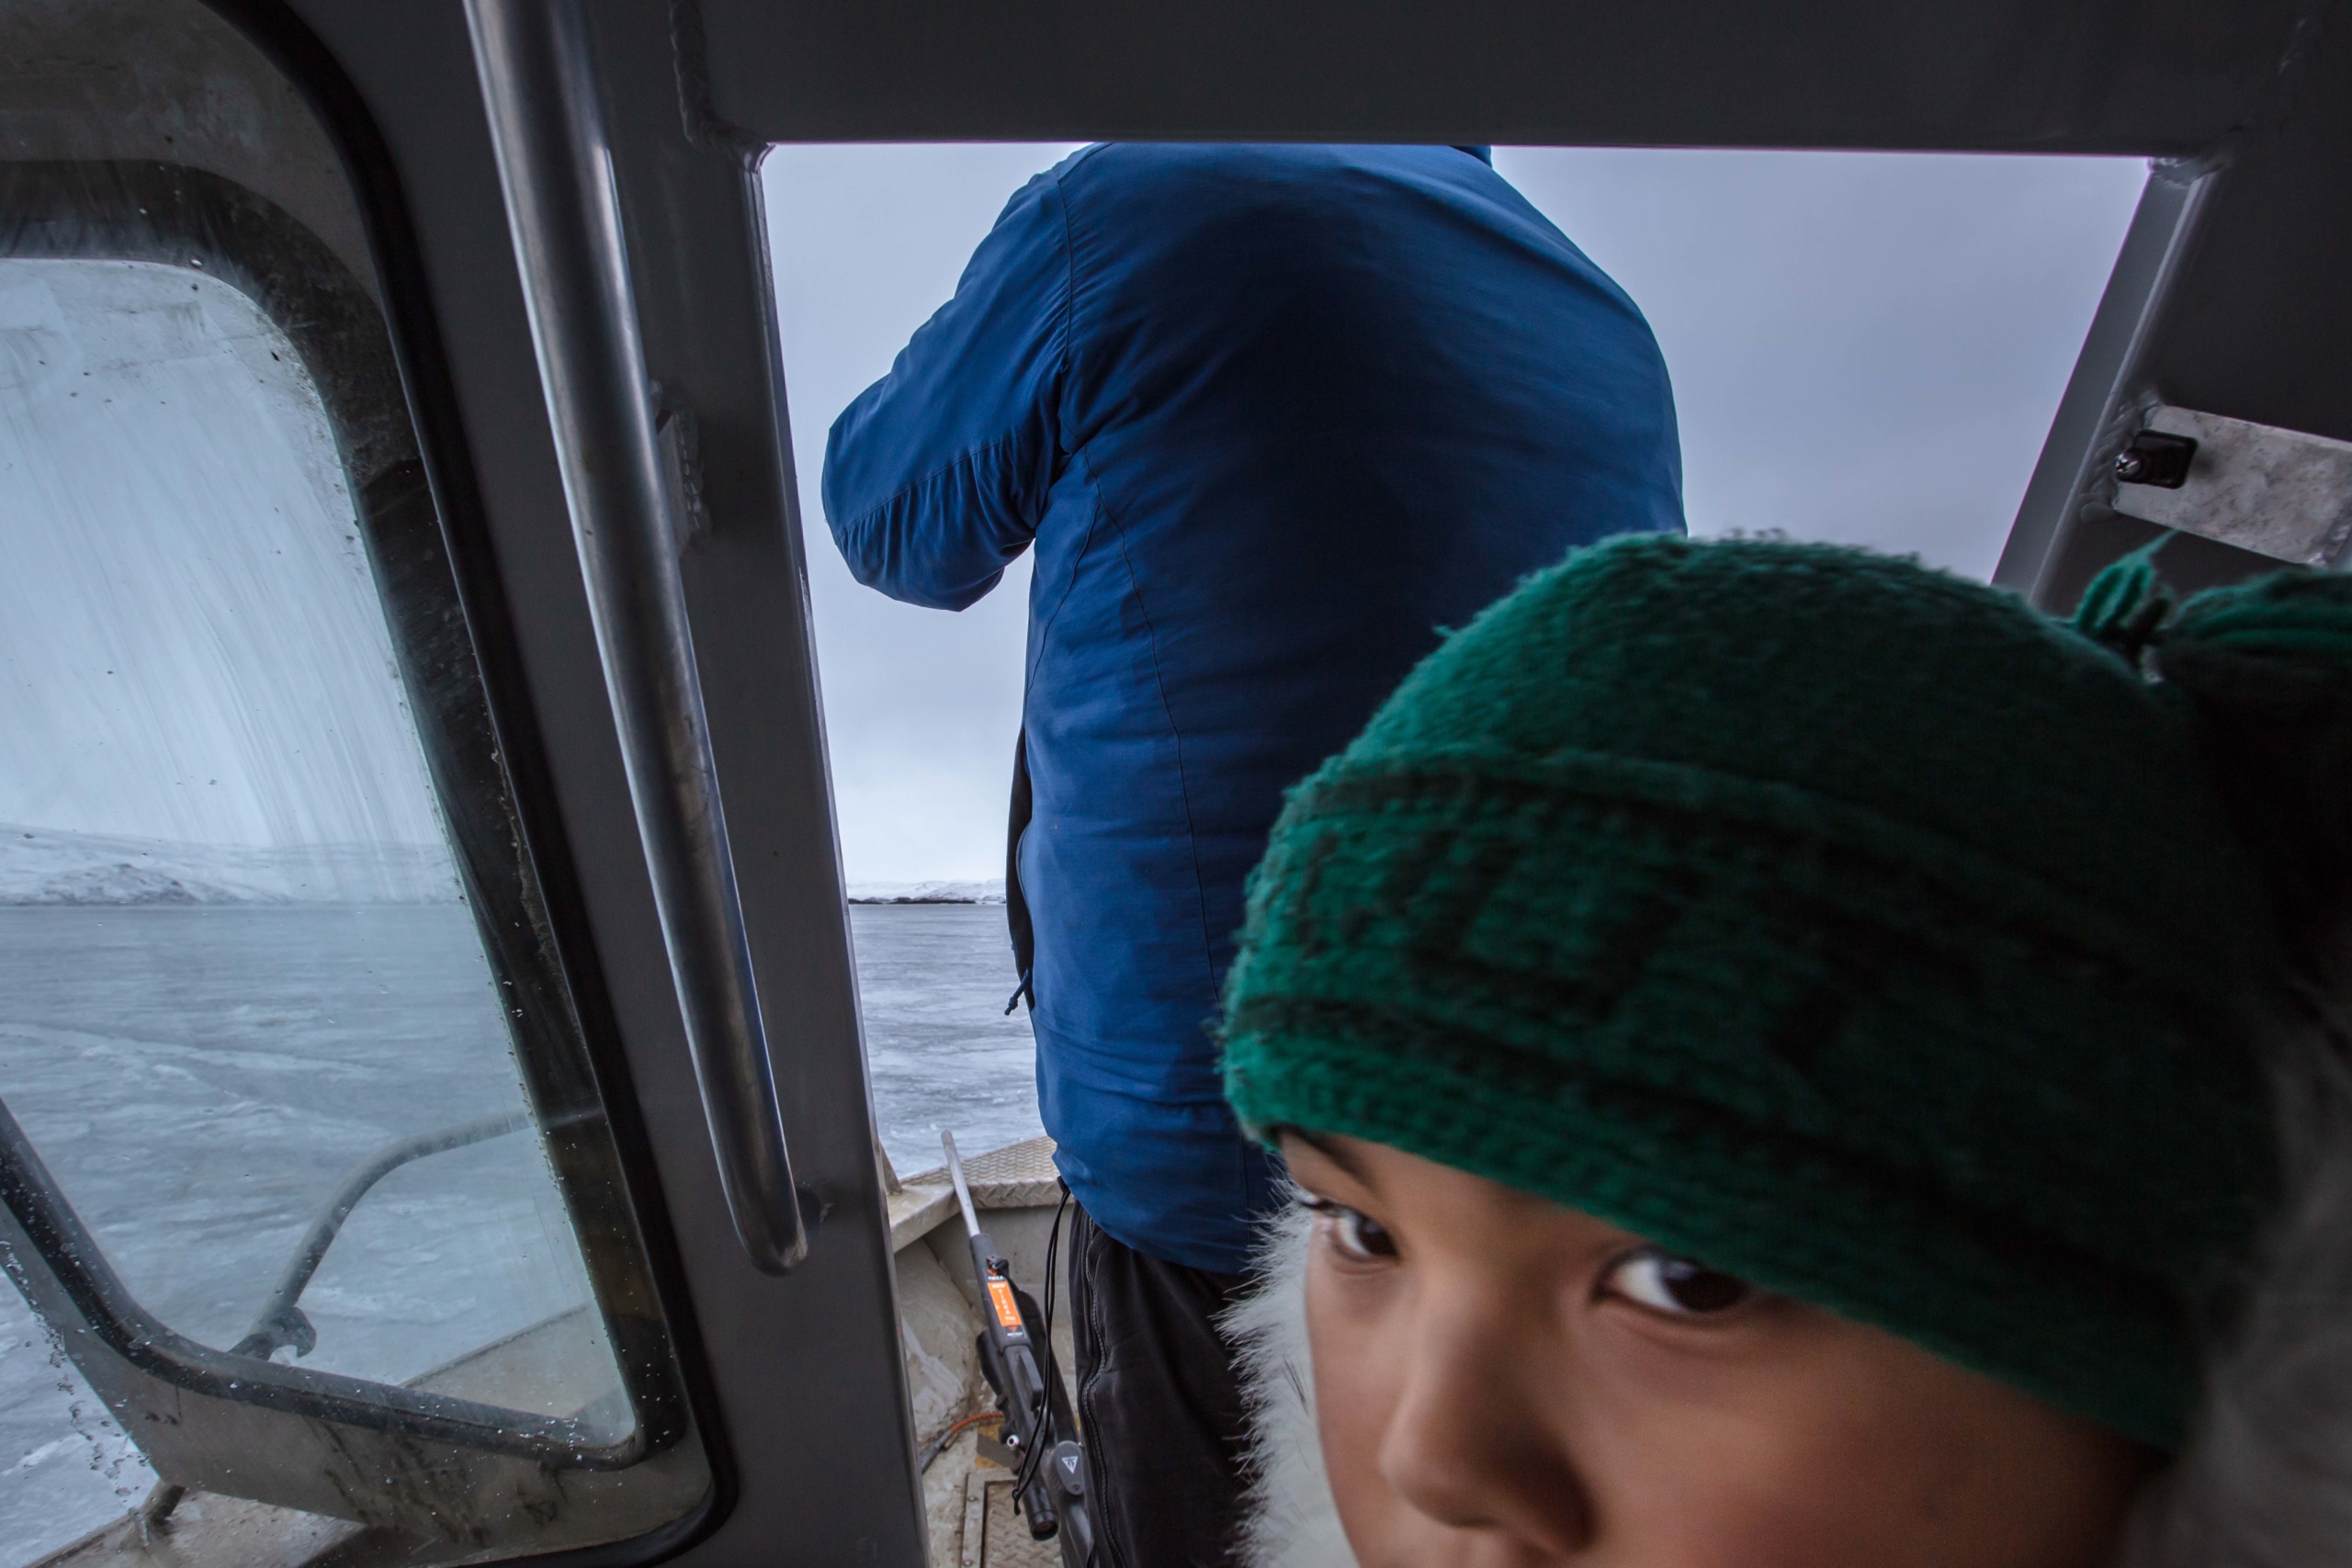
[0,149,693,1466]
[1992,159,2224,599]
[151,14,752,1534]
[0,1100,642,1465]
[2000,5,2352,608]
[0,8,741,1554]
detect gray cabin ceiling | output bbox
[696,0,2312,153]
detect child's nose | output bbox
[1376,1290,1595,1558]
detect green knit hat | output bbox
[1221,534,2352,1450]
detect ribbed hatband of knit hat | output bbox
[1220,533,2294,1450]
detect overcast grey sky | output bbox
[761,146,2147,885]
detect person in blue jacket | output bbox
[822,143,1683,1568]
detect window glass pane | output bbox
[0,259,623,1560]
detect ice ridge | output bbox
[0,824,461,905]
[847,879,1006,906]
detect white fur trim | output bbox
[1221,1194,1361,1568]
[2121,1003,2352,1567]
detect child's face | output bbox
[1279,1132,2156,1568]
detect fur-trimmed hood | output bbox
[1224,1198,1359,1568]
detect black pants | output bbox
[1069,1201,1251,1568]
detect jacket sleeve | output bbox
[820,169,1072,611]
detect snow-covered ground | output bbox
[847,878,1006,906]
[0,897,1038,1565]
[0,823,458,907]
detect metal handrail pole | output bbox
[461,0,806,1271]
[232,1111,530,1359]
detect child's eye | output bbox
[1604,1247,1753,1316]
[1302,1196,1399,1261]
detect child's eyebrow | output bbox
[1287,1130,1377,1190]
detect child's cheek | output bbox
[1305,1257,1426,1568]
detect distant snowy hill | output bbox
[0,824,461,905]
[848,879,1005,906]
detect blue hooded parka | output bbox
[823,144,1683,1272]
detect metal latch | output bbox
[655,397,711,549]
[2111,403,2352,566]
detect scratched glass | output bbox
[0,259,626,1560]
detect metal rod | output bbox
[943,1131,982,1240]
[1993,160,2222,605]
[232,1111,528,1359]
[463,0,806,1271]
